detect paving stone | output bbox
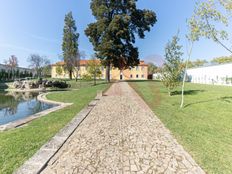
[41,82,205,174]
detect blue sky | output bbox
[0,0,231,67]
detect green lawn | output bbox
[63,79,106,89]
[0,83,109,174]
[129,81,232,174]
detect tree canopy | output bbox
[188,0,232,53]
[85,0,157,81]
[87,57,102,85]
[188,59,208,68]
[27,54,50,78]
[148,62,158,74]
[162,34,183,96]
[211,56,232,64]
[62,12,80,79]
[4,55,18,69]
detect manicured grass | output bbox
[129,81,232,174]
[0,83,109,174]
[64,79,107,89]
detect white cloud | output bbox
[28,34,60,44]
[0,43,57,56]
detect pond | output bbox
[0,92,57,125]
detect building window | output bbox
[141,74,144,78]
[136,74,139,78]
[141,66,144,70]
[130,74,133,78]
[136,66,139,71]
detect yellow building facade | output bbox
[51,60,148,80]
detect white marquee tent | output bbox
[186,63,232,86]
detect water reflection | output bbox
[0,92,56,125]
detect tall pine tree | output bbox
[85,0,157,82]
[62,12,79,80]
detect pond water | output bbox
[0,92,57,125]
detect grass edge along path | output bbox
[0,83,110,174]
[129,81,232,174]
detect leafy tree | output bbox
[181,0,231,108]
[162,34,183,96]
[148,62,158,74]
[188,59,208,68]
[85,0,157,82]
[56,66,63,76]
[4,55,18,68]
[42,65,51,78]
[28,54,50,78]
[62,12,80,80]
[188,0,232,53]
[211,56,232,64]
[87,57,102,86]
[4,55,18,80]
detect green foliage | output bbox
[211,55,232,64]
[188,59,208,68]
[42,65,51,78]
[162,34,183,95]
[87,57,102,85]
[56,66,63,76]
[28,54,50,78]
[219,0,232,11]
[0,68,33,82]
[148,62,158,74]
[62,12,79,80]
[82,74,92,81]
[4,55,18,69]
[85,0,157,81]
[188,0,232,53]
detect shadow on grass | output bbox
[184,96,232,108]
[219,96,232,103]
[172,90,205,96]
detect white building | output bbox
[0,64,36,76]
[153,73,162,80]
[186,63,232,86]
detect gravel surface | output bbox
[42,82,204,174]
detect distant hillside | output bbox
[144,54,164,67]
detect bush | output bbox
[82,74,92,81]
[52,81,70,89]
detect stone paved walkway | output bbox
[42,82,204,174]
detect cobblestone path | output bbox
[42,82,204,174]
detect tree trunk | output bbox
[94,73,96,86]
[180,70,187,108]
[69,70,72,80]
[75,70,78,82]
[106,64,110,83]
[180,41,193,108]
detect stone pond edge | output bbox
[0,92,73,131]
